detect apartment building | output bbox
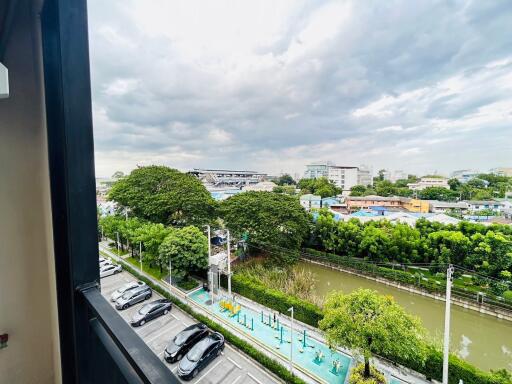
[304,162,373,191]
[407,177,449,191]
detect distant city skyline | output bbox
[89,1,512,178]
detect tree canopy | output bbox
[108,165,216,226]
[158,226,209,279]
[275,174,296,186]
[319,289,427,378]
[219,191,310,263]
[297,177,341,198]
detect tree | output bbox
[319,289,427,379]
[297,177,341,198]
[158,226,208,279]
[417,187,457,201]
[219,192,310,264]
[350,185,367,196]
[276,174,296,186]
[108,165,216,226]
[448,178,461,191]
[98,215,125,249]
[377,169,386,181]
[134,222,172,268]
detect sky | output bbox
[88,0,512,178]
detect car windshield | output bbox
[121,291,134,300]
[187,338,209,362]
[117,283,133,293]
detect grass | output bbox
[124,256,168,280]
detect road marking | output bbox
[227,356,242,370]
[195,359,222,383]
[231,375,242,384]
[247,372,264,384]
[144,320,180,345]
[171,366,178,373]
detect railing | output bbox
[80,284,180,384]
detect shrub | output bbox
[348,363,386,384]
[502,290,512,302]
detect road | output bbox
[100,270,281,384]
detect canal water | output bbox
[298,261,512,372]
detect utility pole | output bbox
[139,242,143,272]
[443,264,454,384]
[169,255,172,296]
[227,230,232,298]
[116,231,120,255]
[288,306,294,375]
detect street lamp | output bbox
[139,241,143,272]
[169,254,173,296]
[227,229,232,298]
[443,265,454,384]
[116,231,120,255]
[288,306,294,375]
[205,225,214,305]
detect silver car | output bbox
[110,281,146,302]
[115,285,152,310]
[100,263,122,278]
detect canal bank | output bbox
[299,260,512,372]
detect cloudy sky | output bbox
[88,0,512,178]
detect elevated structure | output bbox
[189,168,267,188]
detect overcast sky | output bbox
[88,0,512,178]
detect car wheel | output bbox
[122,304,129,310]
[145,294,151,300]
[163,309,169,315]
[192,369,199,378]
[139,319,145,326]
[176,353,182,362]
[217,348,222,357]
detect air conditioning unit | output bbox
[0,63,8,99]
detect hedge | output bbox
[225,262,511,384]
[109,255,306,384]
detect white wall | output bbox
[0,0,60,383]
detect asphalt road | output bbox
[100,271,281,384]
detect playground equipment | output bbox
[219,298,241,317]
[331,359,342,375]
[314,349,325,364]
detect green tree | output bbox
[448,178,461,191]
[359,225,392,262]
[297,177,341,198]
[158,226,208,279]
[134,222,172,268]
[219,192,310,264]
[418,187,457,201]
[108,165,216,226]
[320,289,427,378]
[98,215,125,249]
[350,185,367,196]
[276,174,296,186]
[426,230,471,267]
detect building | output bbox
[429,201,468,214]
[407,177,449,191]
[450,169,480,183]
[241,181,277,192]
[402,198,430,213]
[345,195,406,212]
[304,162,373,191]
[490,167,512,177]
[300,194,322,210]
[321,196,341,208]
[189,168,266,188]
[466,200,503,213]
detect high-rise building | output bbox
[304,162,373,192]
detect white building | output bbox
[429,201,468,214]
[407,177,449,191]
[450,169,480,183]
[300,194,322,211]
[466,201,503,213]
[490,167,512,177]
[242,181,277,192]
[304,162,373,191]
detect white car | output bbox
[99,258,111,267]
[100,263,122,278]
[110,281,146,302]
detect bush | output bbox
[348,363,386,384]
[502,290,512,302]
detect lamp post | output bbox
[116,231,120,255]
[206,225,214,304]
[288,306,294,375]
[169,255,172,296]
[227,230,232,298]
[139,241,143,272]
[442,265,454,384]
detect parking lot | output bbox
[100,271,281,384]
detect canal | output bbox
[298,261,512,372]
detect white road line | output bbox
[225,344,277,383]
[231,375,242,384]
[171,313,179,320]
[171,366,178,373]
[144,319,180,345]
[195,360,223,383]
[227,357,242,370]
[247,372,264,384]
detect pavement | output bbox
[100,270,282,384]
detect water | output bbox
[190,289,407,384]
[299,261,512,372]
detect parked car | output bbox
[99,257,106,263]
[164,323,208,363]
[99,259,111,267]
[110,281,146,302]
[115,285,152,310]
[99,263,122,278]
[177,332,224,380]
[130,299,172,327]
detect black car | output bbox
[164,323,208,363]
[177,332,224,380]
[130,299,172,327]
